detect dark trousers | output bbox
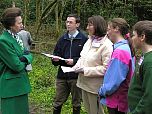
[53,79,82,113]
[108,107,126,114]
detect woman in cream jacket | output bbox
[73,15,113,114]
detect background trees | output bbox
[0,0,152,52]
[0,0,151,40]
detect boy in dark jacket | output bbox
[51,14,88,114]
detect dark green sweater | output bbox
[128,51,152,114]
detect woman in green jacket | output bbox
[0,7,33,114]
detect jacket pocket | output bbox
[4,71,23,80]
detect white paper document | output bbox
[26,64,32,71]
[41,53,67,61]
[61,66,75,73]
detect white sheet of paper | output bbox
[41,53,54,58]
[41,53,67,61]
[26,64,32,71]
[61,66,75,73]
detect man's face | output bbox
[66,17,79,32]
[132,31,142,49]
[11,16,23,33]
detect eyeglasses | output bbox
[65,21,76,24]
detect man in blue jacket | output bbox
[51,14,88,114]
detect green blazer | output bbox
[0,31,33,98]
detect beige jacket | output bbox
[76,36,113,94]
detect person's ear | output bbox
[76,23,80,28]
[140,34,145,42]
[114,26,120,33]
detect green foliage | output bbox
[29,54,57,110]
[29,54,56,89]
[0,0,151,36]
[0,1,151,113]
[0,0,11,13]
[29,54,88,113]
[99,1,138,26]
[28,0,37,24]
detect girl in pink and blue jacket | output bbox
[99,18,135,114]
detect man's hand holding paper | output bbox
[52,55,60,62]
[65,59,74,65]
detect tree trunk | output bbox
[77,0,81,16]
[36,0,57,36]
[35,0,41,40]
[23,0,29,27]
[55,1,59,39]
[12,1,15,7]
[59,0,67,36]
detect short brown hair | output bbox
[108,18,129,36]
[68,14,80,23]
[88,15,107,37]
[133,20,152,45]
[1,7,22,29]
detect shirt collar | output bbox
[6,30,18,39]
[113,39,128,50]
[68,30,79,38]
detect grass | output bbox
[29,54,88,114]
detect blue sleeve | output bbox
[99,58,129,97]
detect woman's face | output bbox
[107,24,117,43]
[86,23,95,36]
[11,16,23,33]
